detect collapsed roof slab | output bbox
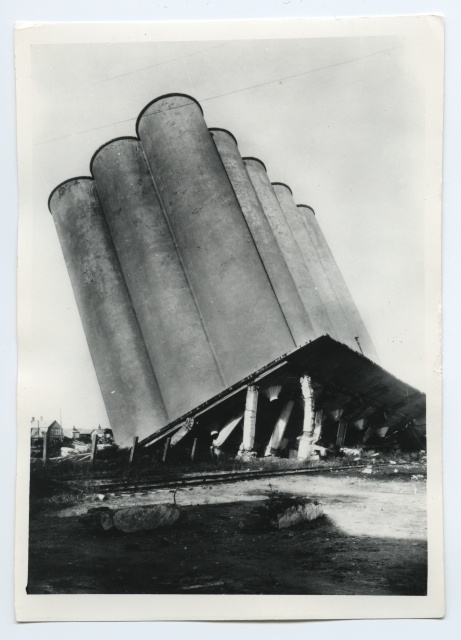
[139,335,425,450]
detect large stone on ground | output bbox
[275,502,323,530]
[80,507,114,532]
[112,505,180,533]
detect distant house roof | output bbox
[63,426,110,438]
[30,419,61,431]
[30,420,63,438]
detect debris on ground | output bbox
[362,467,373,474]
[342,448,361,457]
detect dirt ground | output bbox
[27,468,427,595]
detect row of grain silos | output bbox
[49,93,378,446]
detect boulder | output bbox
[275,502,323,530]
[112,505,180,533]
[80,507,114,532]
[241,496,323,531]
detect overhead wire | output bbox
[36,43,404,146]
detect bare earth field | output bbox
[27,468,427,595]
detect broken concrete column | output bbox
[265,399,295,456]
[298,376,315,459]
[242,385,258,452]
[214,413,244,447]
[170,417,195,447]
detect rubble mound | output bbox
[80,504,180,534]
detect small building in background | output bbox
[30,418,63,441]
[30,418,64,457]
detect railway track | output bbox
[53,461,425,495]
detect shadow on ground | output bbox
[27,493,427,596]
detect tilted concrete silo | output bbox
[48,178,168,446]
[209,128,314,347]
[297,204,379,361]
[48,92,381,446]
[137,94,295,385]
[91,137,226,420]
[272,182,357,350]
[244,157,336,339]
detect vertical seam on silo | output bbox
[138,141,228,389]
[274,187,341,341]
[302,212,377,359]
[246,163,323,335]
[209,132,297,350]
[241,161,314,341]
[298,213,358,348]
[93,176,169,420]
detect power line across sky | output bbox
[36,43,403,146]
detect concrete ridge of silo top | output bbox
[208,128,238,147]
[297,204,316,216]
[48,176,94,213]
[242,157,267,172]
[89,136,140,175]
[271,182,293,195]
[135,93,204,136]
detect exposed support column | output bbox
[298,376,315,459]
[241,385,259,453]
[214,413,244,448]
[265,399,295,456]
[170,417,195,447]
[336,418,348,448]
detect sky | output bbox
[20,32,431,431]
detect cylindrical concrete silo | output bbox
[91,138,226,420]
[209,128,314,347]
[244,158,335,338]
[297,204,379,362]
[48,178,168,445]
[137,94,295,384]
[272,182,355,348]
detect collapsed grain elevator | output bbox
[49,93,425,454]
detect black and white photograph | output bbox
[14,16,444,621]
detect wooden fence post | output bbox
[42,425,51,464]
[90,432,98,465]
